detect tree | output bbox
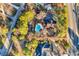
[56,10,68,38]
[12,10,35,40]
[24,39,38,56]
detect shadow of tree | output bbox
[68,27,79,50]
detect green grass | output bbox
[0,41,3,48]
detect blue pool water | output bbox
[35,23,43,33]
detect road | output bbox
[67,3,79,56]
[67,4,78,35]
[0,3,25,56]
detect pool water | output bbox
[35,23,43,33]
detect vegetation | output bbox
[0,19,9,48]
[0,3,70,56]
[0,41,3,48]
[12,35,24,56]
[55,39,70,51]
[55,5,68,38]
[24,39,38,56]
[11,9,37,55]
[53,4,70,52]
[13,10,35,40]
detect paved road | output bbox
[0,3,25,56]
[67,4,78,34]
[67,3,79,56]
